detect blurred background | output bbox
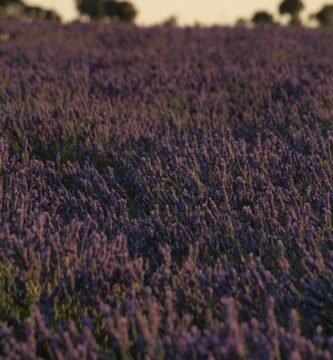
[0,0,333,27]
[24,0,332,25]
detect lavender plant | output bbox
[0,20,332,359]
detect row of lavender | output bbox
[0,21,333,359]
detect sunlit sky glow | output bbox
[25,0,328,25]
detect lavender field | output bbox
[0,21,333,359]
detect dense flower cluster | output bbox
[0,20,333,359]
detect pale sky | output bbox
[25,0,328,25]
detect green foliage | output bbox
[0,0,22,7]
[312,5,333,27]
[0,263,16,320]
[252,11,275,25]
[0,0,61,22]
[76,0,105,19]
[104,0,137,22]
[76,0,137,22]
[279,0,304,25]
[22,5,61,22]
[0,263,35,322]
[279,0,304,15]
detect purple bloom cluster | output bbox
[0,20,333,359]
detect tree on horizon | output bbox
[162,15,178,26]
[279,0,305,25]
[76,0,137,22]
[104,1,137,22]
[76,0,104,19]
[252,11,275,25]
[311,5,333,27]
[22,5,61,22]
[0,0,61,21]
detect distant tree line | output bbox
[0,0,61,22]
[1,0,332,27]
[0,0,138,23]
[250,0,333,27]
